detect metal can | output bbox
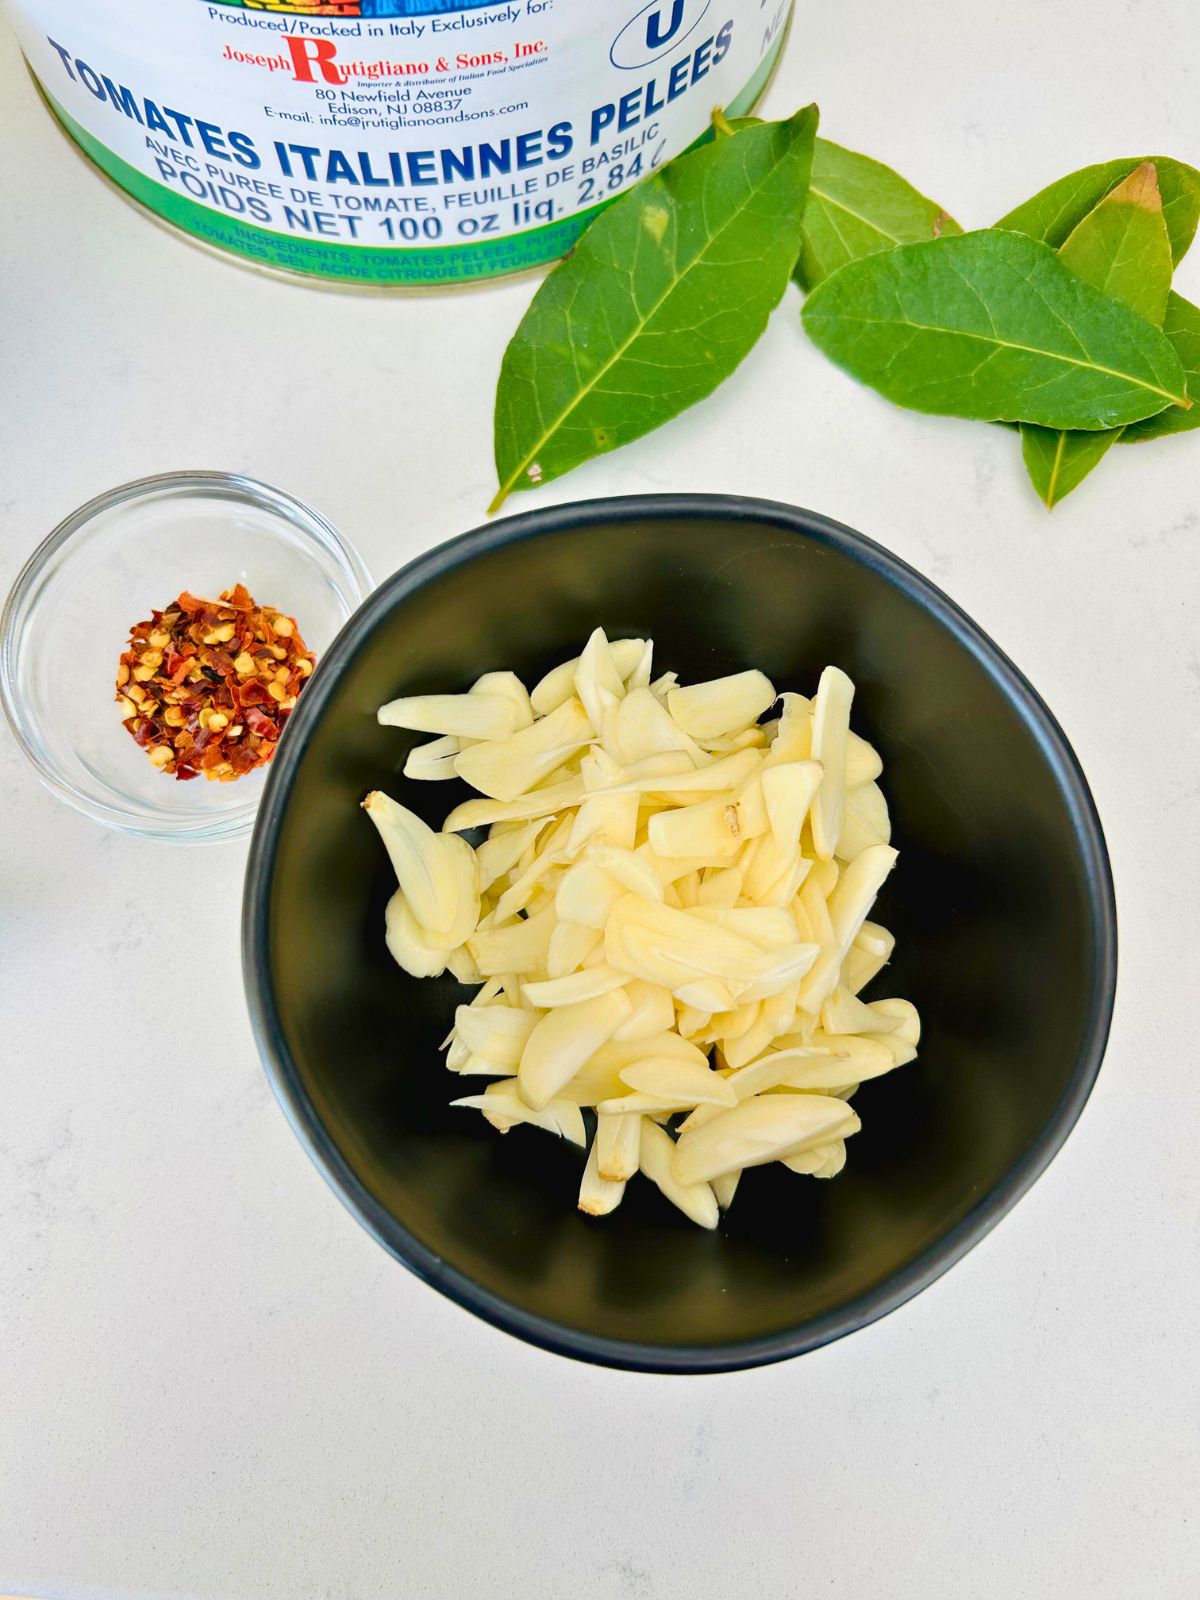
[8,0,795,289]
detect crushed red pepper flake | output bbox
[115,583,316,782]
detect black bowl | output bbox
[242,495,1115,1373]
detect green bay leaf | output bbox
[490,106,818,512]
[1021,162,1174,506]
[996,155,1200,266]
[800,229,1190,429]
[795,139,962,291]
[1120,292,1200,443]
[1058,162,1173,325]
[1020,423,1120,508]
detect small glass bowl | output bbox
[0,471,372,842]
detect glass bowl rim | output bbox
[0,469,374,843]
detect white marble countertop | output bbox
[2,4,1198,1596]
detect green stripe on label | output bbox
[42,37,785,286]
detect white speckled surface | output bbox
[2,4,1198,1596]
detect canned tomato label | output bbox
[8,0,794,288]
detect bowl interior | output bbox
[249,502,1113,1368]
[2,475,369,839]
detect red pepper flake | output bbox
[115,585,316,782]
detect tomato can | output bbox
[8,0,794,288]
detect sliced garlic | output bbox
[546,920,603,978]
[820,986,896,1036]
[796,844,898,1014]
[370,638,918,1232]
[363,791,480,945]
[403,734,461,782]
[648,793,746,859]
[384,889,449,979]
[585,844,665,904]
[763,692,812,765]
[452,1080,586,1145]
[605,895,770,991]
[454,695,593,802]
[837,780,891,861]
[846,730,883,787]
[841,920,895,994]
[667,669,776,741]
[695,866,744,908]
[518,988,632,1109]
[619,1056,737,1107]
[762,760,824,856]
[453,1002,539,1068]
[606,686,705,767]
[673,1094,858,1185]
[521,966,630,1007]
[467,903,556,977]
[639,1120,718,1229]
[556,859,626,929]
[444,774,587,832]
[574,626,626,734]
[809,666,855,859]
[611,979,676,1041]
[579,1132,627,1216]
[379,691,520,741]
[471,670,534,730]
[596,1111,642,1181]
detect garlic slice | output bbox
[667,669,776,741]
[556,859,626,929]
[619,1056,737,1107]
[522,966,630,1007]
[403,734,461,782]
[384,889,450,979]
[471,670,534,730]
[545,920,603,978]
[841,920,895,994]
[444,774,587,832]
[809,666,855,860]
[518,988,632,1109]
[605,895,771,990]
[452,1080,586,1145]
[673,1094,859,1185]
[610,980,676,1041]
[579,1133,627,1216]
[796,844,898,1014]
[596,1111,642,1181]
[607,686,707,767]
[454,696,593,802]
[648,793,746,859]
[639,1120,718,1229]
[363,790,478,938]
[837,780,891,861]
[467,903,556,977]
[574,626,626,734]
[379,691,520,741]
[762,760,824,856]
[846,730,883,787]
[453,1001,539,1067]
[782,1138,847,1177]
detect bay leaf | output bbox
[1021,161,1174,506]
[795,139,962,291]
[996,155,1200,266]
[1058,162,1173,325]
[800,228,1190,429]
[1020,424,1121,508]
[489,106,818,513]
[1120,292,1200,443]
